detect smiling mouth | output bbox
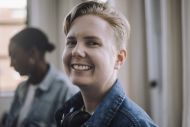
[71,64,93,71]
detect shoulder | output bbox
[49,65,71,85]
[51,65,78,88]
[48,66,79,99]
[112,96,158,127]
[15,80,28,92]
[47,65,71,88]
[52,71,79,94]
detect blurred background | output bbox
[0,0,189,127]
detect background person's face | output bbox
[62,15,119,90]
[9,42,33,76]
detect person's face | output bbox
[62,15,126,90]
[9,42,34,76]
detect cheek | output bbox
[93,52,115,73]
[62,50,68,63]
[62,50,71,71]
[18,58,27,67]
[100,50,116,66]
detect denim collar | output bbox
[62,80,126,127]
[84,80,126,127]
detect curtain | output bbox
[182,0,190,127]
[160,0,182,126]
[113,0,189,127]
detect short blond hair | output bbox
[64,1,130,50]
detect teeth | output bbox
[72,64,91,71]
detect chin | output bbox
[72,80,86,86]
[71,78,90,87]
[18,71,29,76]
[17,71,24,76]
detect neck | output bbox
[28,63,49,84]
[80,76,117,113]
[80,83,113,113]
[81,91,102,114]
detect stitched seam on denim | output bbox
[103,95,125,127]
[119,109,141,127]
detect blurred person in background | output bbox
[4,27,78,127]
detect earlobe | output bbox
[114,49,127,70]
[118,49,127,63]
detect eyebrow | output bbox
[67,36,101,41]
[83,36,100,40]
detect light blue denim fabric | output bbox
[56,80,158,127]
[5,65,79,127]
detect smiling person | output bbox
[5,27,78,127]
[55,1,158,127]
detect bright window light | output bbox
[84,0,108,3]
[98,0,108,3]
[0,0,27,95]
[0,0,26,9]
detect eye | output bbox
[66,40,77,48]
[86,41,101,47]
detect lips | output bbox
[71,64,93,71]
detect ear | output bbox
[114,49,127,70]
[29,57,35,65]
[28,47,39,64]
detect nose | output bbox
[72,43,86,58]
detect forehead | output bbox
[9,42,18,50]
[9,42,25,54]
[67,15,115,39]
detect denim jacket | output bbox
[55,80,158,127]
[5,65,79,127]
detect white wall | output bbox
[27,0,60,68]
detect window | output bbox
[0,0,27,96]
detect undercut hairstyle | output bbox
[10,27,55,54]
[64,1,130,50]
